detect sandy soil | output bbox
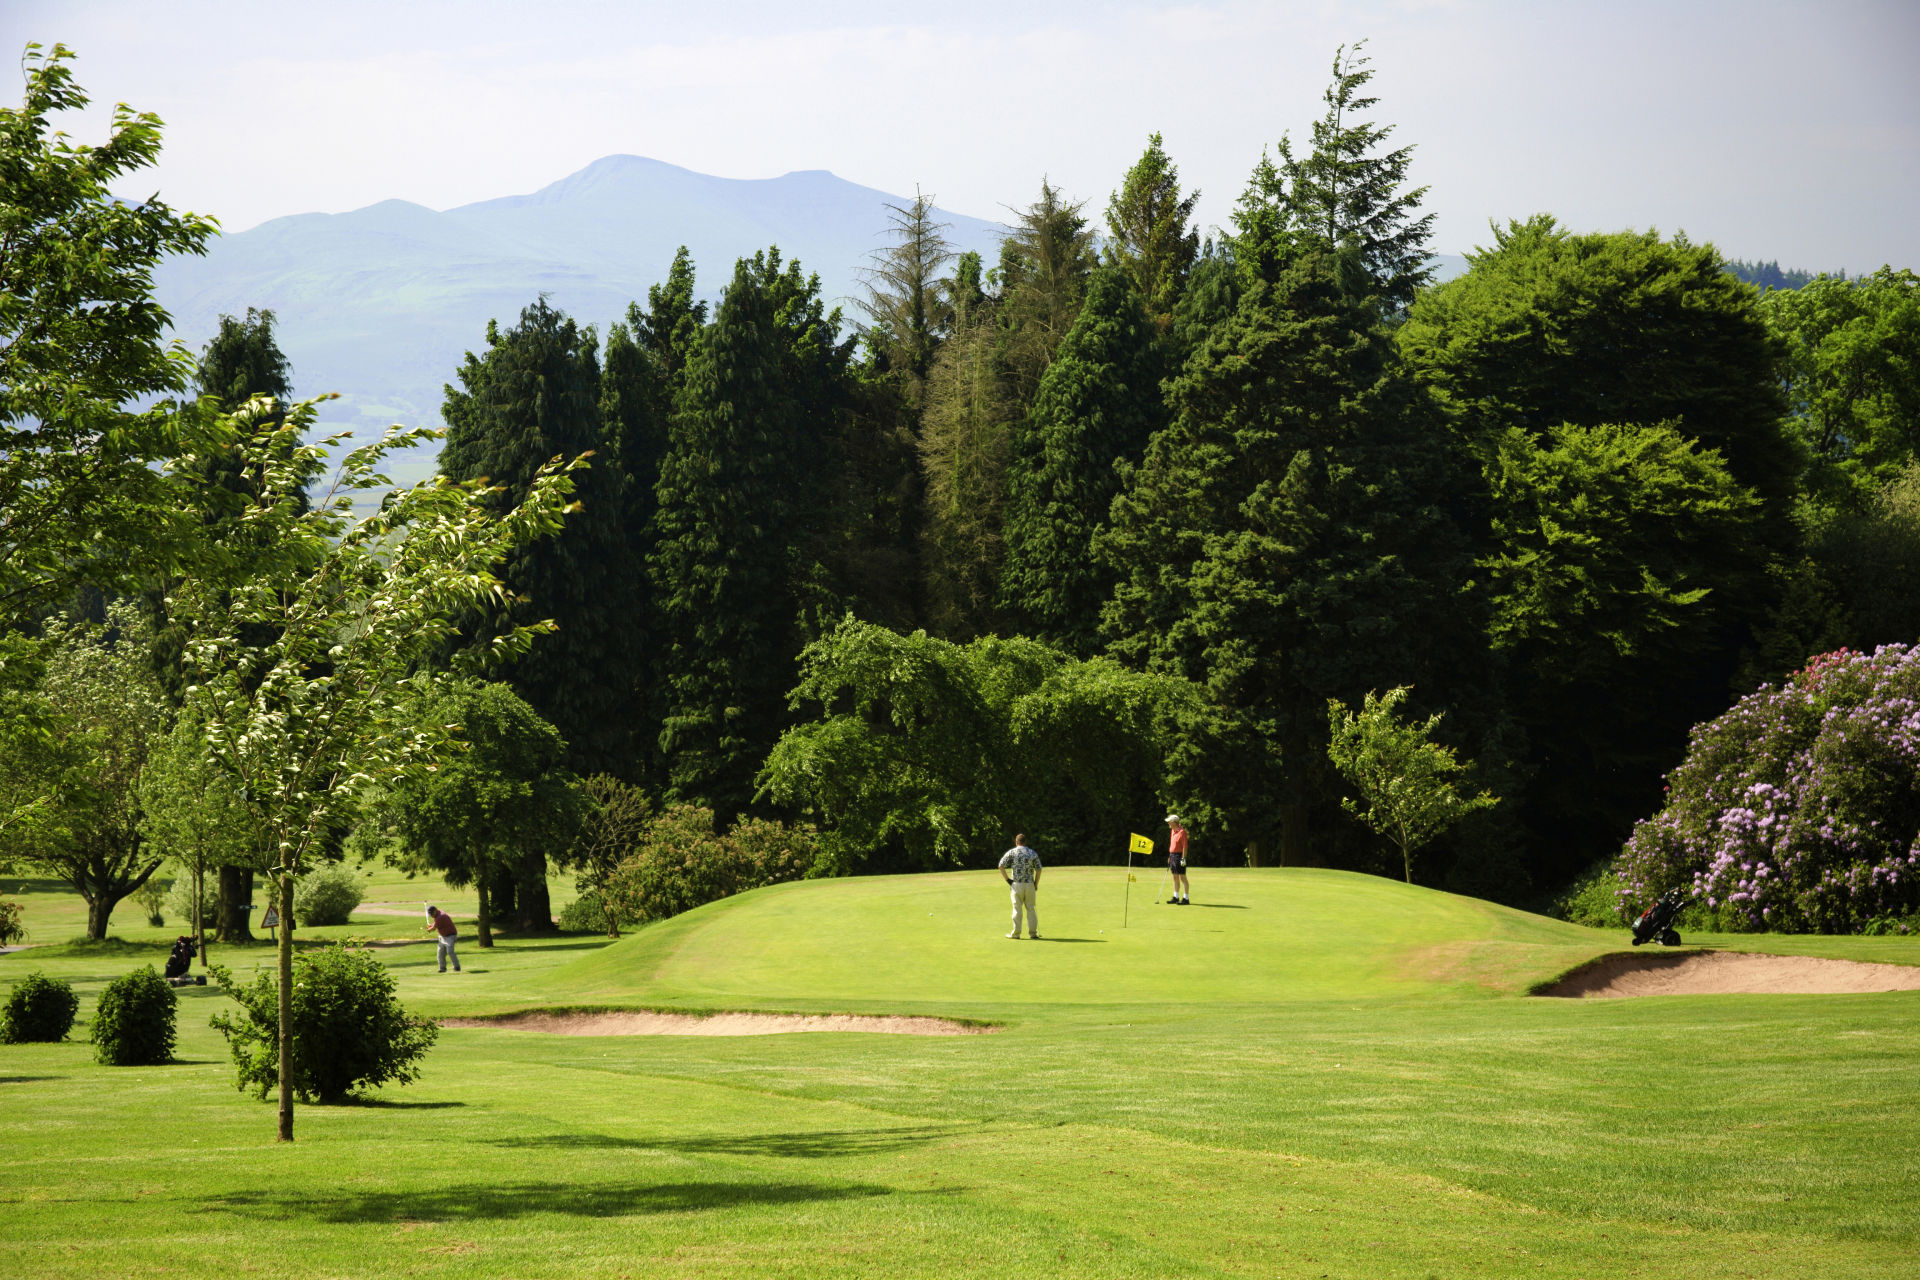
[441,1010,996,1037]
[1540,950,1920,998]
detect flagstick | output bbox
[1124,841,1133,928]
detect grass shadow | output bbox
[344,1098,467,1109]
[1187,904,1249,910]
[0,1076,62,1084]
[1034,937,1105,943]
[492,1124,964,1160]
[210,1179,890,1223]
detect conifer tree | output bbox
[1105,134,1201,331]
[1103,54,1480,871]
[860,187,953,393]
[649,250,852,817]
[919,308,1015,639]
[1001,267,1165,655]
[441,300,643,783]
[998,180,1099,406]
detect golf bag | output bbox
[1630,889,1685,947]
[164,935,204,984]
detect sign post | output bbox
[260,903,279,944]
[1124,832,1154,927]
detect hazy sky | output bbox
[6,0,1915,273]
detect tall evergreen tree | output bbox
[441,299,643,783]
[998,180,1099,407]
[1103,52,1484,875]
[649,250,853,818]
[860,187,954,393]
[1105,134,1201,332]
[1000,267,1165,655]
[918,307,1015,639]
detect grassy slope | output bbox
[3,867,1918,1279]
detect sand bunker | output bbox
[1541,950,1920,998]
[441,1011,994,1037]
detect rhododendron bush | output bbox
[1617,646,1920,933]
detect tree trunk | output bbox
[217,864,254,942]
[1244,837,1264,869]
[276,869,295,1142]
[194,859,207,967]
[514,849,554,933]
[475,868,494,948]
[492,870,516,929]
[1280,804,1308,868]
[85,894,113,940]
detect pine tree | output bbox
[860,187,954,392]
[919,308,1015,639]
[649,250,853,817]
[998,180,1099,407]
[440,299,643,782]
[1000,267,1165,655]
[1103,55,1481,871]
[1105,134,1201,332]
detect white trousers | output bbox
[1009,882,1038,937]
[437,935,460,971]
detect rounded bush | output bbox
[163,875,212,931]
[92,965,178,1065]
[294,863,365,927]
[1619,645,1920,932]
[0,897,25,946]
[2,971,79,1043]
[556,889,610,935]
[208,943,437,1104]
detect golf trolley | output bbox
[1630,889,1685,947]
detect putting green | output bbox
[541,867,1613,1011]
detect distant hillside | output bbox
[150,156,1471,470]
[152,157,1010,449]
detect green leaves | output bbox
[1327,687,1497,883]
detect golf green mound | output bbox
[537,866,1613,1013]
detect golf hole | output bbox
[1537,951,1920,998]
[440,1011,998,1037]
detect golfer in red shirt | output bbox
[1166,814,1191,904]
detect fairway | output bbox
[5,867,1919,1279]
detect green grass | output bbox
[4,865,1917,1278]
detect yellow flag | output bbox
[1127,874,1138,882]
[1128,833,1154,856]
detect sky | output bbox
[6,0,1916,274]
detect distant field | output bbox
[3,866,1916,1278]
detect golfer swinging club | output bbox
[1166,813,1191,905]
[999,832,1042,939]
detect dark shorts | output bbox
[1169,858,1187,875]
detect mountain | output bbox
[152,156,1011,450]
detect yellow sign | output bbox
[1128,833,1154,855]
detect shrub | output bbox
[1552,862,1629,928]
[1618,644,1920,932]
[134,878,167,927]
[0,897,25,946]
[92,965,177,1065]
[294,862,365,926]
[2,971,78,1043]
[603,807,822,926]
[208,943,437,1103]
[556,889,610,934]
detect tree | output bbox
[386,680,584,942]
[169,396,580,1142]
[1264,42,1435,316]
[998,180,1099,406]
[1327,687,1498,883]
[1105,133,1201,331]
[560,774,653,936]
[760,616,1199,874]
[1000,267,1166,655]
[649,249,853,818]
[12,601,170,938]
[918,310,1016,638]
[1396,215,1795,507]
[0,44,220,625]
[1761,268,1920,506]
[139,712,254,967]
[860,187,954,391]
[442,298,643,780]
